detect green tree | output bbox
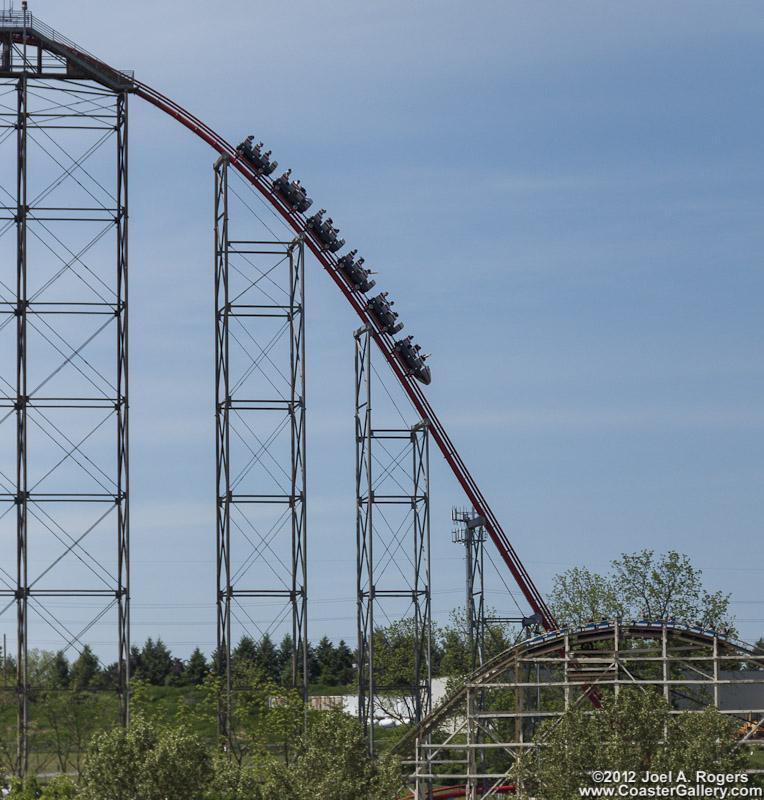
[333,639,355,685]
[549,550,732,629]
[134,637,172,685]
[80,714,212,800]
[25,649,60,687]
[612,550,731,627]
[276,634,293,685]
[254,633,279,682]
[260,709,400,800]
[547,565,622,625]
[230,635,257,677]
[372,617,437,720]
[68,645,100,689]
[1,642,15,677]
[39,689,107,775]
[7,775,78,800]
[206,757,263,800]
[5,776,42,799]
[315,636,337,685]
[183,646,208,686]
[439,607,514,679]
[305,640,319,684]
[45,651,70,689]
[527,689,746,800]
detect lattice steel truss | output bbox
[355,324,431,751]
[452,508,489,795]
[397,623,764,800]
[214,156,307,747]
[452,508,488,675]
[0,30,129,775]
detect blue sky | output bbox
[1,0,762,662]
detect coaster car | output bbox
[368,292,403,335]
[273,170,313,213]
[236,137,278,175]
[306,210,345,252]
[337,250,375,293]
[394,336,431,385]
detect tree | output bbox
[206,757,263,800]
[128,645,142,678]
[527,688,747,800]
[439,607,514,679]
[372,617,436,720]
[547,565,622,625]
[6,774,77,799]
[134,637,172,685]
[277,634,294,685]
[333,639,355,685]
[312,637,355,686]
[38,688,107,776]
[1,642,15,678]
[231,635,257,677]
[315,636,337,685]
[46,651,69,689]
[306,640,319,684]
[80,715,212,800]
[183,647,208,686]
[611,550,731,627]
[260,709,401,800]
[254,633,279,682]
[68,645,100,689]
[549,550,733,629]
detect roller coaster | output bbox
[395,620,764,799]
[0,7,551,773]
[1,12,762,794]
[0,11,551,623]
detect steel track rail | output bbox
[131,77,555,630]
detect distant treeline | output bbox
[0,634,354,690]
[0,611,517,691]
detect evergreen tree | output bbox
[277,634,294,685]
[97,661,120,689]
[254,633,280,682]
[166,657,184,686]
[209,646,221,676]
[183,647,208,686]
[135,637,173,685]
[306,640,319,684]
[334,639,355,685]
[129,644,142,678]
[47,650,70,688]
[231,635,257,673]
[315,636,337,685]
[69,645,100,689]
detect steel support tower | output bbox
[452,508,489,798]
[452,508,488,674]
[355,324,431,751]
[0,12,130,774]
[214,156,307,748]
